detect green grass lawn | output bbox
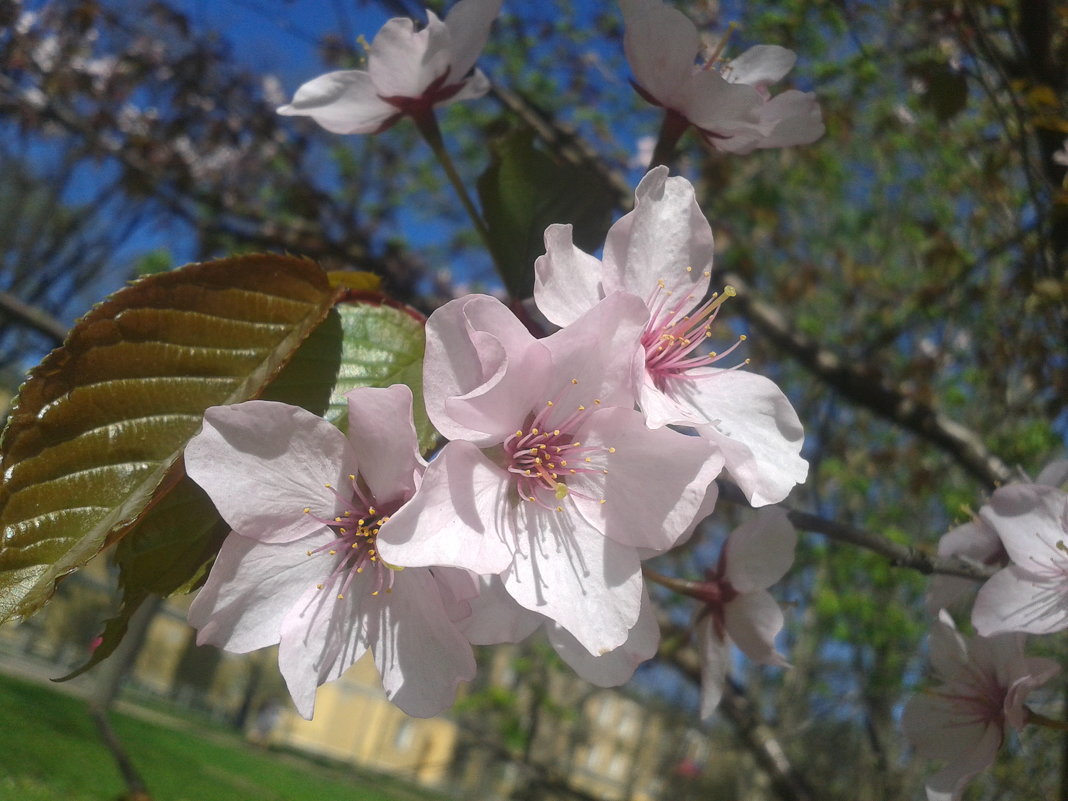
[0,673,441,801]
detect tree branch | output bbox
[721,272,1013,488]
[0,291,67,346]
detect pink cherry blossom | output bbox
[689,509,795,718]
[971,483,1068,637]
[277,0,501,134]
[620,0,823,154]
[534,166,807,506]
[185,386,476,718]
[902,611,1059,801]
[378,292,724,657]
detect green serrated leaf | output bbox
[260,299,434,449]
[0,254,337,624]
[477,129,616,300]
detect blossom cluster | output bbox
[182,166,806,719]
[905,462,1068,800]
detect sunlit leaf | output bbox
[0,254,337,624]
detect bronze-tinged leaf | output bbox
[0,254,337,624]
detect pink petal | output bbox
[502,503,644,655]
[368,14,450,99]
[424,294,544,445]
[185,401,357,543]
[980,483,1068,573]
[443,0,503,83]
[684,71,763,132]
[277,582,372,719]
[621,0,701,112]
[724,589,788,666]
[458,575,543,645]
[368,568,477,717]
[902,691,1001,770]
[677,369,807,506]
[602,167,715,304]
[344,385,424,503]
[724,45,796,87]
[926,519,1004,614]
[748,90,825,148]
[538,292,648,412]
[695,614,729,719]
[533,223,610,327]
[723,509,796,593]
[547,587,659,686]
[972,565,1068,635]
[1036,459,1068,488]
[376,441,514,575]
[571,406,722,551]
[277,70,396,134]
[188,532,327,653]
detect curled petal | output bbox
[621,0,700,111]
[277,70,397,134]
[369,14,451,100]
[533,223,609,327]
[695,614,729,719]
[444,0,504,83]
[723,589,788,666]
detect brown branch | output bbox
[717,479,997,580]
[0,291,68,345]
[721,272,1013,489]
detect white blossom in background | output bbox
[620,0,823,154]
[971,482,1068,637]
[278,0,502,134]
[902,611,1059,801]
[691,509,795,717]
[535,166,807,506]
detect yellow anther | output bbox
[724,284,737,297]
[516,430,524,437]
[602,469,609,474]
[306,550,313,556]
[578,405,586,411]
[555,506,564,512]
[585,457,592,463]
[547,400,553,407]
[337,593,344,600]
[686,266,693,272]
[554,483,569,500]
[593,399,601,405]
[553,429,560,436]
[348,474,356,481]
[371,590,379,596]
[744,358,752,364]
[703,271,711,277]
[608,447,616,453]
[528,496,536,502]
[532,428,539,435]
[303,507,311,514]
[571,378,578,384]
[324,483,332,488]
[599,499,606,504]
[329,549,336,555]
[334,517,343,522]
[739,334,747,341]
[560,460,568,466]
[368,506,376,515]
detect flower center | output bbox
[641,275,747,389]
[501,382,614,512]
[303,474,398,600]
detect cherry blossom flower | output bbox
[277,0,501,134]
[926,461,1068,614]
[185,386,477,719]
[689,509,795,718]
[971,483,1068,637]
[620,0,823,155]
[902,611,1059,801]
[378,292,723,656]
[534,166,807,506]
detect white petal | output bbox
[679,369,808,506]
[548,587,659,686]
[345,385,424,503]
[502,503,644,655]
[533,223,609,327]
[972,565,1068,636]
[573,406,723,551]
[724,590,788,666]
[370,569,477,717]
[602,168,715,304]
[981,483,1068,574]
[376,441,514,575]
[459,575,543,645]
[185,401,357,543]
[621,0,701,112]
[443,0,503,83]
[724,45,796,86]
[695,614,729,719]
[277,70,396,134]
[368,14,449,100]
[423,294,545,445]
[188,532,327,653]
[723,508,796,592]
